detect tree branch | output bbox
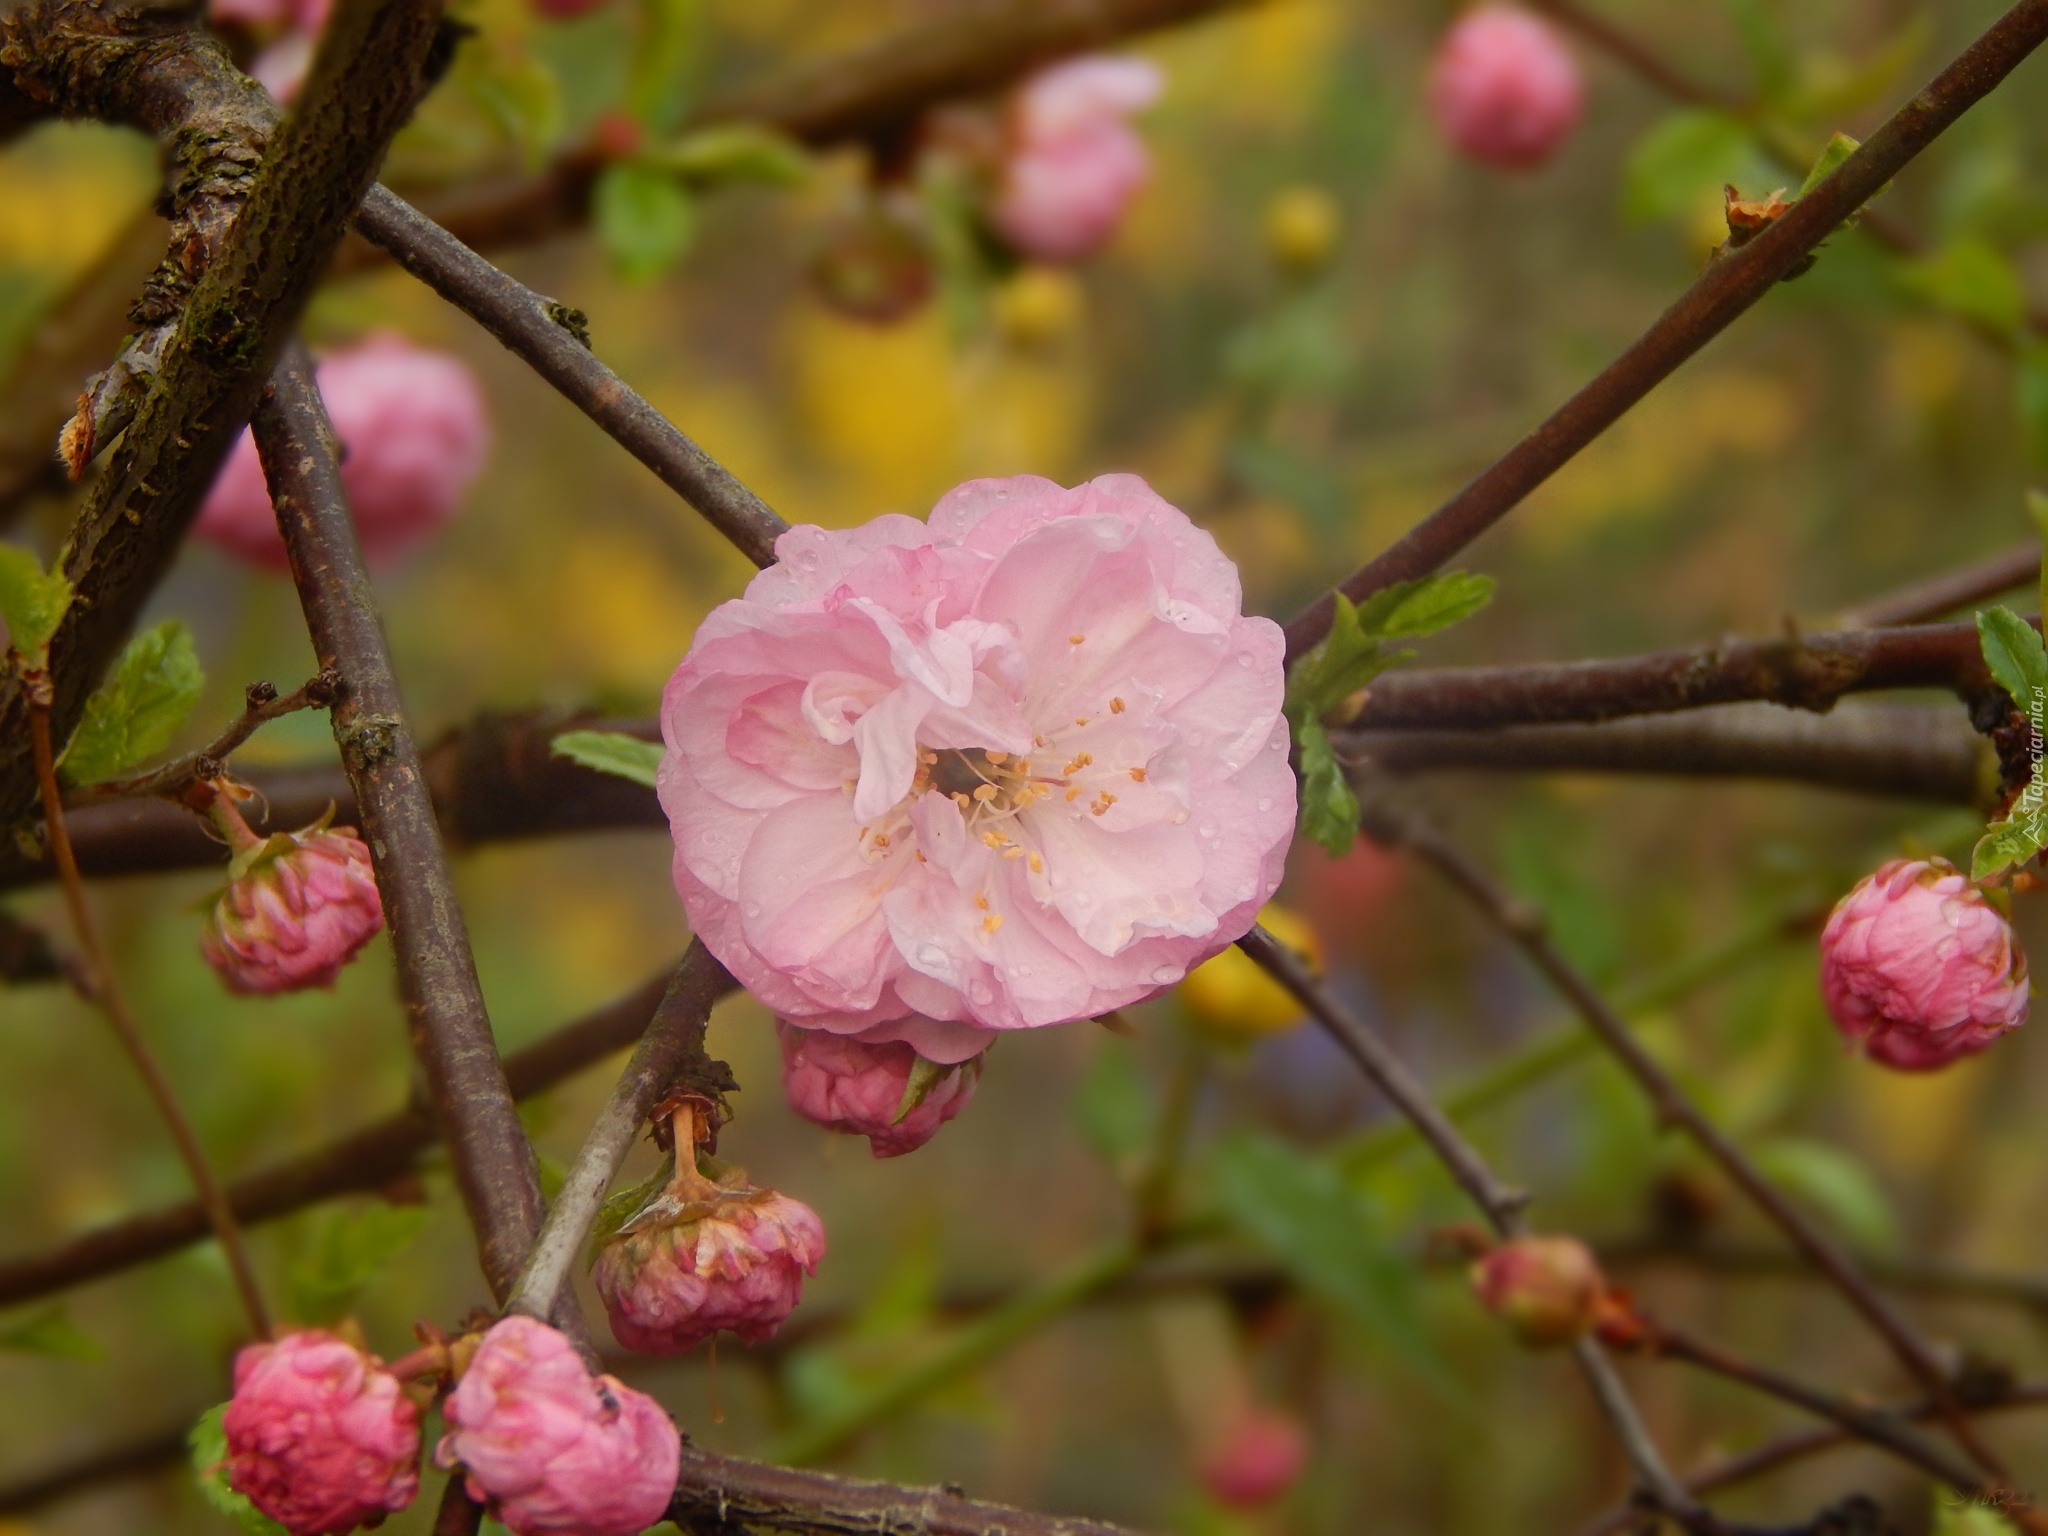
[1835,540,2041,630]
[1281,0,2048,663]
[254,342,540,1301]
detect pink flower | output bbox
[593,1152,826,1354]
[1820,857,2028,1072]
[991,56,1163,262]
[223,1329,420,1535]
[210,0,331,100]
[1427,8,1584,171]
[1198,1405,1309,1508]
[658,474,1294,1050]
[195,333,488,571]
[778,1020,985,1157]
[436,1316,679,1536]
[202,802,384,996]
[1470,1235,1606,1348]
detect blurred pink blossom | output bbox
[223,1329,420,1536]
[194,333,488,572]
[658,473,1294,1051]
[991,56,1163,262]
[1470,1235,1606,1348]
[202,803,384,996]
[1820,856,2028,1071]
[778,1020,985,1157]
[1426,8,1584,170]
[1198,1405,1309,1508]
[436,1316,679,1536]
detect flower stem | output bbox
[27,692,271,1341]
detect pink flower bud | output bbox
[436,1315,679,1536]
[1198,1405,1309,1508]
[777,1020,984,1157]
[593,1143,825,1354]
[1820,857,2028,1072]
[991,56,1163,263]
[223,1329,420,1535]
[202,805,384,996]
[1470,1235,1605,1348]
[195,333,488,572]
[1427,8,1584,171]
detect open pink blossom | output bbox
[659,473,1294,1053]
[203,801,384,996]
[195,333,488,571]
[1198,1405,1309,1508]
[436,1316,679,1536]
[223,1329,420,1535]
[1427,8,1583,170]
[593,1152,826,1353]
[1820,857,2028,1072]
[991,56,1163,262]
[778,1019,985,1157]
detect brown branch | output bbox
[1837,541,2042,629]
[1281,0,2048,663]
[0,0,446,829]
[1343,702,1984,804]
[1365,791,2023,1491]
[1606,1235,2048,1318]
[254,342,541,1302]
[353,186,788,568]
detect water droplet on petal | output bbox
[1256,798,1272,812]
[1150,965,1180,984]
[1236,652,1254,667]
[916,943,949,969]
[744,902,762,917]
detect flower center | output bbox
[919,747,1060,824]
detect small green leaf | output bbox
[1972,800,2048,882]
[1285,592,1385,723]
[1351,571,1495,642]
[1753,1139,1898,1252]
[455,36,563,171]
[0,1304,101,1360]
[1620,110,1765,225]
[57,619,204,785]
[1296,718,1358,857]
[1932,1493,2012,1535]
[594,162,697,283]
[893,1055,950,1125]
[551,728,663,788]
[646,124,810,187]
[1901,238,2027,340]
[0,544,72,664]
[287,1203,427,1324]
[191,1405,289,1535]
[1975,607,2048,706]
[1210,1132,1454,1394]
[1794,132,1860,199]
[1075,1037,1154,1172]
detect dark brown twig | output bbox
[1282,0,2048,662]
[254,343,541,1302]
[1837,541,2042,629]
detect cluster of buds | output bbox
[777,1022,984,1158]
[220,1329,421,1535]
[1819,856,2029,1071]
[1426,7,1584,171]
[437,1315,680,1536]
[592,1098,825,1353]
[201,790,385,996]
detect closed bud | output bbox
[1198,1405,1309,1508]
[223,1329,420,1535]
[994,267,1084,349]
[1427,8,1584,171]
[593,1105,825,1353]
[202,799,384,996]
[809,190,936,325]
[1179,904,1320,1042]
[1820,857,2028,1072]
[435,1315,679,1536]
[1262,186,1340,276]
[1470,1235,1605,1348]
[777,1021,985,1158]
[991,56,1163,263]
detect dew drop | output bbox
[1197,823,1216,839]
[1150,965,1180,984]
[744,902,762,918]
[1256,798,1272,813]
[1236,652,1254,667]
[915,943,949,969]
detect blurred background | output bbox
[2,0,2047,1530]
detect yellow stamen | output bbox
[1129,767,1147,783]
[1109,697,1126,714]
[982,913,1004,934]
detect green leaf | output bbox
[1900,238,2027,340]
[0,1305,100,1360]
[1286,575,1492,725]
[623,0,703,136]
[455,34,563,171]
[1210,1132,1454,1394]
[645,124,810,188]
[594,162,697,283]
[550,728,663,787]
[1794,132,1860,199]
[1351,571,1495,642]
[58,620,204,785]
[1932,1493,2012,1536]
[1752,1139,1898,1253]
[1975,607,2048,706]
[1620,110,1763,225]
[2019,344,2048,470]
[0,544,72,664]
[893,1055,950,1124]
[191,1405,289,1536]
[1296,718,1358,857]
[1075,1037,1154,1172]
[287,1203,427,1324]
[1971,800,2048,882]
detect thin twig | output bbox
[23,685,270,1339]
[1281,0,2048,662]
[254,343,543,1302]
[1837,540,2042,629]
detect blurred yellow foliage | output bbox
[1179,903,1321,1042]
[788,304,965,516]
[1846,1048,1992,1175]
[0,126,153,273]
